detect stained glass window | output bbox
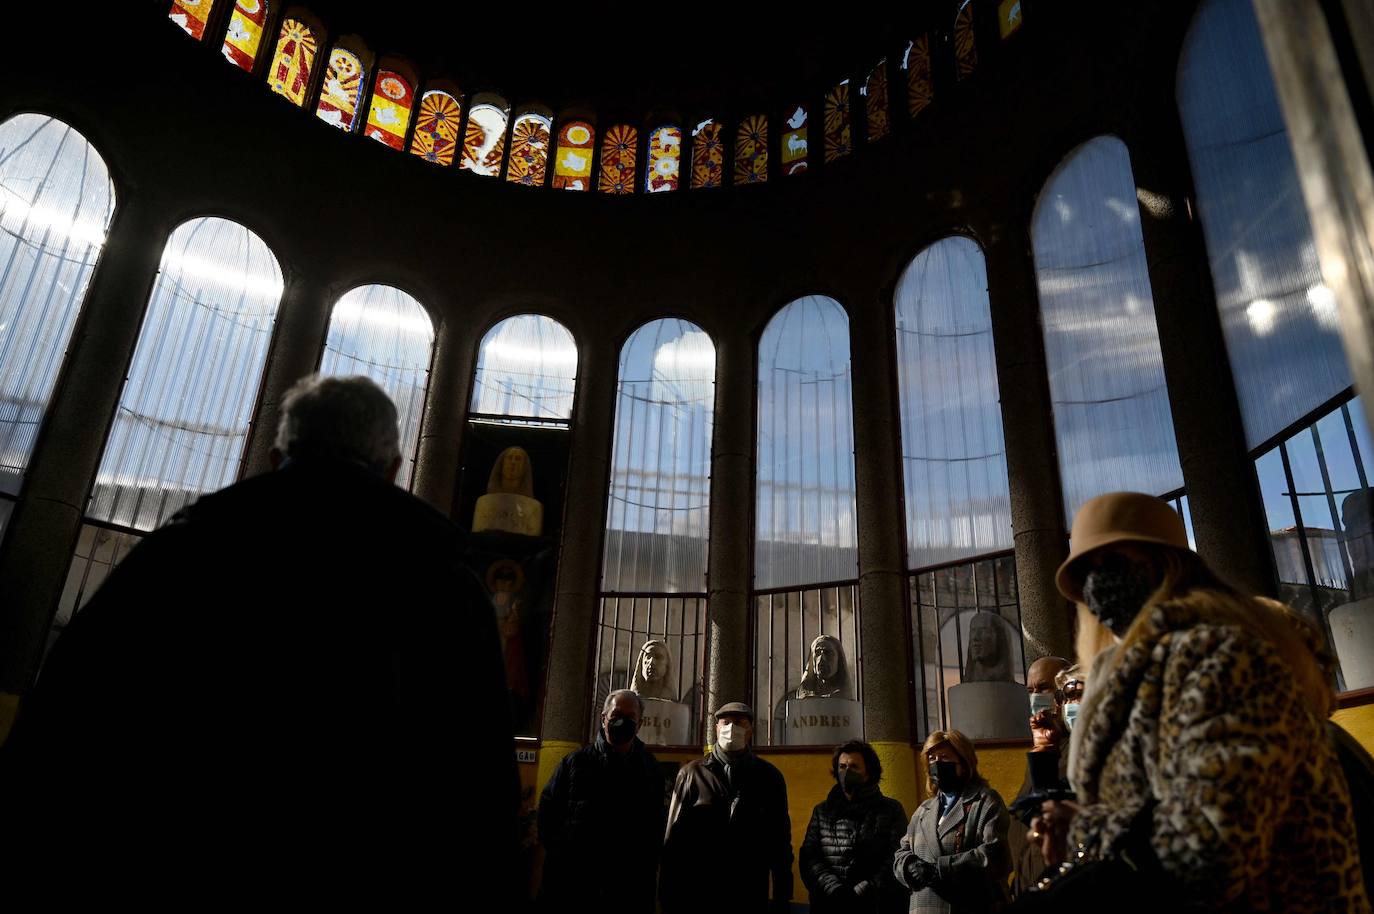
[319,285,434,489]
[1178,0,1349,449]
[315,47,366,132]
[506,113,553,187]
[863,61,890,142]
[755,296,859,589]
[734,115,769,186]
[895,237,1012,569]
[955,0,979,80]
[1031,136,1184,515]
[646,126,682,193]
[903,36,934,117]
[87,218,283,532]
[364,69,414,151]
[552,120,595,191]
[221,0,268,71]
[169,0,216,40]
[461,99,510,177]
[409,90,462,167]
[267,18,318,107]
[781,107,809,175]
[0,115,115,500]
[599,125,638,195]
[471,314,578,422]
[690,119,724,189]
[999,0,1024,38]
[824,81,852,163]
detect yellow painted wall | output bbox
[974,745,1030,807]
[1334,702,1374,754]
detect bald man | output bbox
[1010,655,1070,897]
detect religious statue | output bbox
[473,446,544,536]
[962,611,1017,682]
[630,639,676,701]
[793,634,851,700]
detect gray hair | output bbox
[603,689,644,718]
[274,375,401,474]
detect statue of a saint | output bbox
[473,446,544,536]
[962,612,1016,682]
[630,639,676,701]
[793,634,851,700]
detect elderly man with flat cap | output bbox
[661,702,793,914]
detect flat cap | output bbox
[714,701,754,721]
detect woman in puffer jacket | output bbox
[801,740,909,913]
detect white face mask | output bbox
[1029,691,1056,716]
[717,723,749,752]
[1063,702,1081,730]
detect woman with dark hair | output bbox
[800,739,909,913]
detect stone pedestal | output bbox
[1330,597,1374,690]
[473,493,544,536]
[638,699,691,746]
[947,681,1029,740]
[780,697,864,746]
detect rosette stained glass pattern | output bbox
[903,37,934,117]
[552,121,595,190]
[781,106,809,175]
[365,70,414,150]
[169,0,215,40]
[267,18,317,107]
[955,0,979,80]
[690,119,724,189]
[315,48,366,132]
[734,115,769,185]
[646,126,682,193]
[409,90,462,166]
[599,125,638,194]
[863,61,890,141]
[221,0,268,72]
[461,102,510,177]
[506,114,553,187]
[824,81,852,163]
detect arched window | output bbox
[0,115,115,516]
[364,69,414,150]
[734,115,768,185]
[954,0,978,79]
[319,285,434,489]
[471,314,578,422]
[781,106,809,175]
[266,17,318,107]
[863,61,890,141]
[170,0,218,40]
[461,95,510,177]
[690,119,724,189]
[409,89,462,167]
[599,125,638,195]
[315,46,367,132]
[221,0,269,71]
[902,36,934,118]
[1031,136,1183,515]
[552,120,595,191]
[87,217,283,532]
[824,81,852,163]
[646,125,682,193]
[506,111,553,187]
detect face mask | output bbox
[932,760,963,793]
[717,723,749,752]
[840,768,864,792]
[1029,691,1056,716]
[606,715,636,746]
[1063,702,1081,731]
[1081,553,1156,636]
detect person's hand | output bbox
[1030,709,1068,752]
[904,857,937,890]
[1028,799,1079,867]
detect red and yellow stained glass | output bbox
[461,103,509,177]
[781,106,809,175]
[552,121,595,191]
[864,61,890,142]
[221,0,267,72]
[903,37,934,118]
[646,126,681,193]
[599,125,637,195]
[315,48,365,132]
[409,90,462,167]
[998,0,1023,38]
[955,0,979,79]
[824,81,852,163]
[506,114,552,186]
[267,19,317,108]
[169,0,215,40]
[733,115,768,186]
[365,70,414,150]
[690,119,724,189]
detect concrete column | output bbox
[412,317,476,516]
[980,218,1075,661]
[538,334,616,745]
[0,195,172,694]
[1125,94,1278,597]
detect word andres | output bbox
[791,714,853,729]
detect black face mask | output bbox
[606,716,636,746]
[1081,553,1156,636]
[840,768,864,793]
[933,760,963,793]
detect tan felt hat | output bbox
[1056,491,1191,602]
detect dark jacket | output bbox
[3,457,517,903]
[537,733,665,911]
[801,782,908,914]
[661,747,793,913]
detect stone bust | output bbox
[962,611,1016,682]
[794,634,851,700]
[630,639,676,701]
[473,446,544,536]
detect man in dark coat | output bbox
[661,701,793,914]
[801,740,908,913]
[537,688,666,910]
[3,375,517,903]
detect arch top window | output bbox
[471,314,578,424]
[690,119,724,189]
[462,97,511,177]
[902,36,934,117]
[365,69,415,151]
[599,125,638,195]
[646,125,682,193]
[781,106,809,175]
[863,61,890,141]
[267,18,318,107]
[506,112,553,187]
[410,89,462,166]
[221,0,269,71]
[315,46,368,132]
[552,120,595,191]
[824,81,852,163]
[734,115,768,185]
[170,0,218,40]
